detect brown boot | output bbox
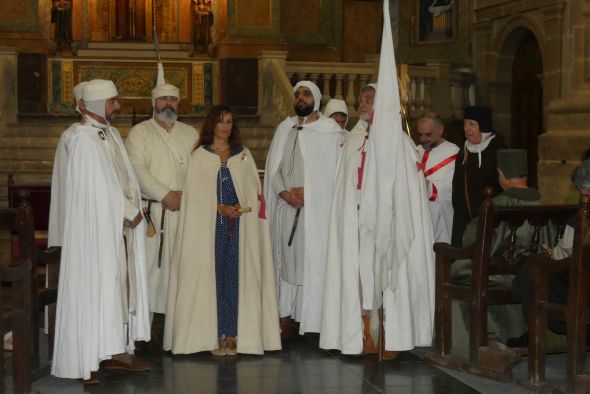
[225,336,237,356]
[280,316,295,339]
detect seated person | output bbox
[451,149,545,355]
[510,159,590,347]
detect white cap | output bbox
[152,83,180,101]
[82,79,118,101]
[323,98,348,118]
[293,81,322,111]
[151,62,180,106]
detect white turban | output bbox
[323,98,348,118]
[82,79,118,121]
[365,83,378,92]
[293,80,322,112]
[73,81,88,113]
[151,83,180,106]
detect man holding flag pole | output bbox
[358,0,436,355]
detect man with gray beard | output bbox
[126,81,198,319]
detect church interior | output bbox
[0,0,589,393]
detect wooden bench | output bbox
[425,187,578,380]
[7,177,60,369]
[528,195,590,392]
[0,203,34,394]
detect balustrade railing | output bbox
[257,50,475,127]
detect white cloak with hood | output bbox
[51,122,151,380]
[264,114,342,334]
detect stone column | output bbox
[538,0,590,203]
[257,50,288,123]
[0,48,18,125]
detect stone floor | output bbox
[10,331,571,394]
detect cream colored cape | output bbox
[125,118,198,314]
[164,146,281,354]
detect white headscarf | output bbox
[82,79,118,127]
[73,81,88,114]
[323,98,348,128]
[293,80,322,111]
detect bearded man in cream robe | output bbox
[416,112,459,244]
[320,84,377,354]
[264,81,343,336]
[51,79,151,383]
[125,82,198,316]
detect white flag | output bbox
[358,0,435,350]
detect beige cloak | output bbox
[164,146,281,354]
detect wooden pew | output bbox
[7,178,59,368]
[0,203,34,394]
[528,196,590,392]
[425,187,578,380]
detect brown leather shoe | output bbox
[381,350,401,361]
[102,355,152,372]
[80,371,100,384]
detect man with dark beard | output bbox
[125,80,198,320]
[264,81,343,338]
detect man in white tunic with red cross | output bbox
[416,112,459,244]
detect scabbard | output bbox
[287,208,301,247]
[158,208,166,268]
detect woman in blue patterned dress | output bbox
[163,105,281,356]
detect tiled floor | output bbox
[6,316,573,394]
[29,333,483,394]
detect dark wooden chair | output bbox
[7,177,59,367]
[0,204,34,394]
[425,187,578,380]
[528,196,590,392]
[0,259,32,394]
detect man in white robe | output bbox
[416,113,459,244]
[320,85,377,354]
[264,81,343,336]
[51,79,151,383]
[125,81,198,316]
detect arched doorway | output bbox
[510,29,543,187]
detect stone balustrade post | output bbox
[0,48,18,126]
[423,78,433,113]
[345,74,358,116]
[334,74,344,100]
[364,54,380,83]
[322,73,333,105]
